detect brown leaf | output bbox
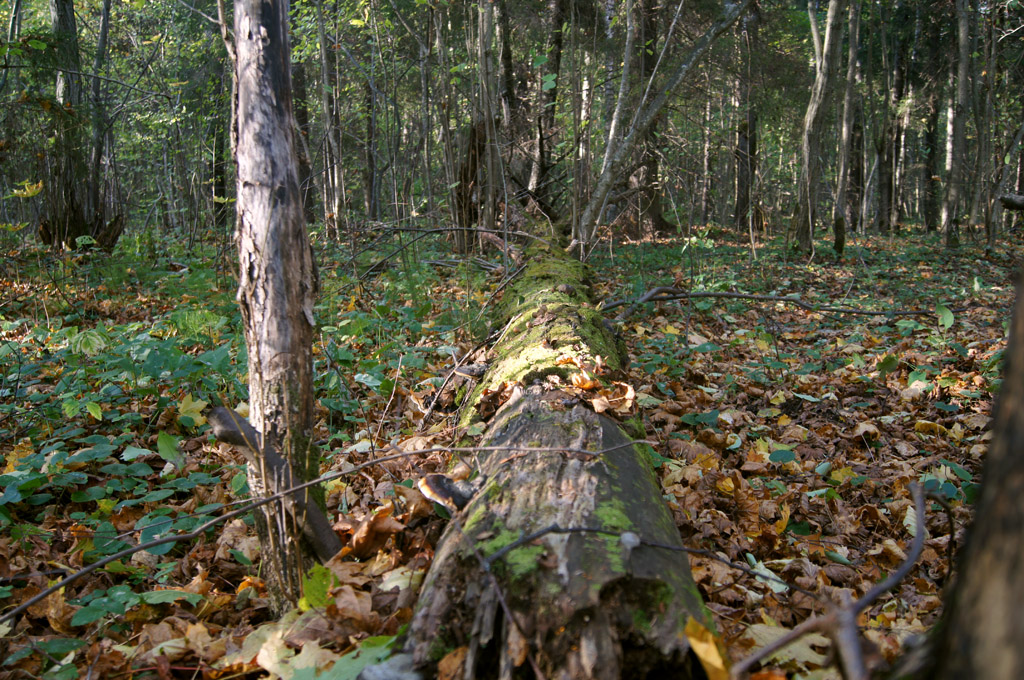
[437,646,469,680]
[349,505,406,560]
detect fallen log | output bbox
[398,245,713,679]
[999,193,1024,211]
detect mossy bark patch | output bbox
[460,249,626,429]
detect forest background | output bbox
[0,0,1023,678]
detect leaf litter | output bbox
[0,236,1014,678]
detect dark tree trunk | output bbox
[849,103,864,233]
[833,0,859,255]
[211,62,230,232]
[923,88,943,232]
[494,0,518,125]
[364,82,379,220]
[291,60,317,225]
[527,0,565,209]
[929,275,1024,679]
[1000,194,1024,211]
[734,6,760,236]
[234,0,324,611]
[941,0,970,248]
[877,120,894,235]
[795,0,846,254]
[41,0,115,249]
[635,0,673,235]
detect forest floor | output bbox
[0,227,1018,679]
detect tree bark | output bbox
[1000,194,1024,211]
[929,275,1024,679]
[403,246,711,679]
[314,0,342,238]
[794,0,846,254]
[734,6,760,237]
[234,0,324,611]
[833,0,859,254]
[527,0,565,209]
[941,0,970,248]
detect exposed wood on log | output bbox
[400,245,710,679]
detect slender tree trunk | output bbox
[528,0,565,210]
[700,89,712,226]
[733,6,760,237]
[314,0,341,238]
[87,0,112,219]
[795,0,846,254]
[494,0,516,126]
[0,0,23,95]
[635,0,672,235]
[941,0,970,248]
[578,0,754,250]
[211,64,230,232]
[923,85,943,232]
[42,0,87,247]
[291,60,317,225]
[477,0,499,237]
[833,0,859,254]
[234,0,321,611]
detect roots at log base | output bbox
[404,244,712,679]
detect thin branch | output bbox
[603,285,993,320]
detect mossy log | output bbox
[403,245,711,679]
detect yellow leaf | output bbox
[773,503,791,534]
[5,438,34,473]
[11,180,43,198]
[178,394,208,427]
[664,324,680,335]
[914,420,947,437]
[769,390,787,406]
[684,617,730,680]
[777,414,791,426]
[830,466,859,484]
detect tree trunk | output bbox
[402,246,711,679]
[923,86,943,232]
[234,0,323,611]
[290,60,317,226]
[734,6,760,237]
[929,275,1024,679]
[794,0,846,254]
[941,0,969,248]
[577,0,754,249]
[314,0,342,238]
[527,0,565,210]
[833,0,859,255]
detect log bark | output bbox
[999,193,1024,211]
[401,246,711,679]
